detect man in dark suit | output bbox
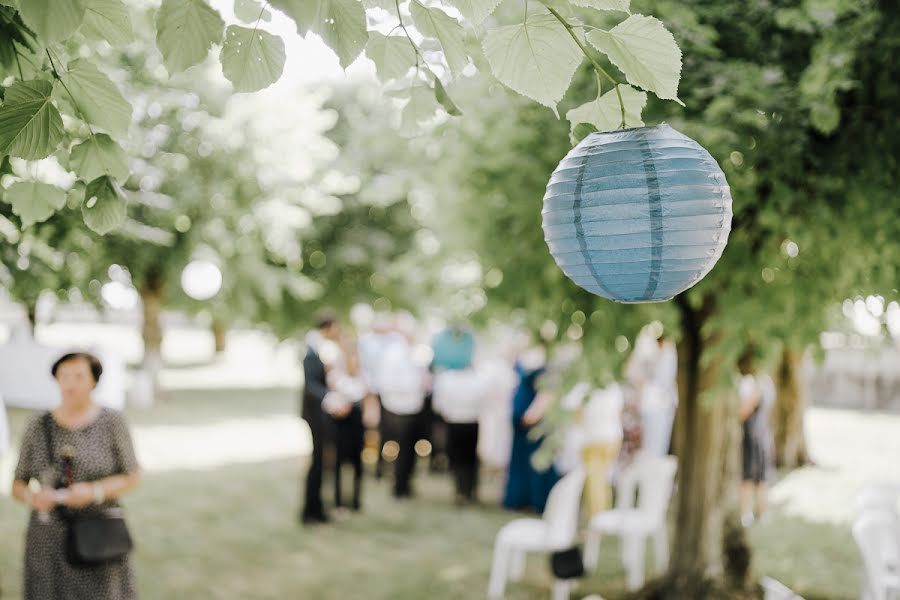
[300,314,347,525]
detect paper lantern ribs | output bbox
[543,124,733,303]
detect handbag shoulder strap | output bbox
[41,411,55,465]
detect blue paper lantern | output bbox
[542,124,733,303]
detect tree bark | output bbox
[773,347,810,469]
[212,319,227,354]
[137,277,165,407]
[639,296,758,599]
[25,299,37,336]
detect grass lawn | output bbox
[0,390,860,599]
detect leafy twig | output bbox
[544,4,627,128]
[46,49,95,137]
[397,0,459,105]
[14,46,23,79]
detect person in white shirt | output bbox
[324,334,368,511]
[476,356,518,470]
[580,384,624,515]
[376,319,428,498]
[432,367,486,504]
[639,336,678,457]
[355,312,395,478]
[0,393,9,459]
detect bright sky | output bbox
[209,0,375,86]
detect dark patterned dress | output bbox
[14,408,139,600]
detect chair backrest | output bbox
[543,467,586,550]
[852,510,900,600]
[761,576,804,600]
[855,483,900,516]
[615,455,678,522]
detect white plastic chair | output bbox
[853,510,900,600]
[583,455,677,590]
[855,483,900,516]
[761,576,805,600]
[488,468,586,600]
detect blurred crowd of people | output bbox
[1,307,776,532]
[298,308,777,528]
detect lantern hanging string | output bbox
[544,5,628,130]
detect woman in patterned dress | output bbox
[11,352,141,600]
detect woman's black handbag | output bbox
[550,546,585,579]
[65,509,133,567]
[42,413,134,567]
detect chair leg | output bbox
[653,526,669,574]
[551,579,573,600]
[584,530,601,571]
[622,534,646,591]
[488,542,510,599]
[510,549,527,582]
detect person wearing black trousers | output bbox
[300,315,347,525]
[433,367,485,504]
[327,336,367,511]
[376,327,428,499]
[331,404,364,510]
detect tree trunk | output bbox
[136,278,165,407]
[773,347,810,469]
[212,319,227,354]
[25,299,37,336]
[639,296,758,599]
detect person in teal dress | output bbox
[502,361,560,513]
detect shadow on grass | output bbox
[0,457,631,600]
[0,388,860,600]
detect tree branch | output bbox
[544,4,627,128]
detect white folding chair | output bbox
[583,455,677,590]
[488,468,586,600]
[855,483,900,516]
[761,576,805,600]
[853,510,900,600]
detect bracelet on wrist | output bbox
[92,482,105,505]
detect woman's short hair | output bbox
[51,352,103,383]
[316,312,338,330]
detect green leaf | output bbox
[434,79,461,116]
[272,0,368,69]
[447,0,503,24]
[221,26,286,92]
[82,175,126,234]
[19,0,85,43]
[362,0,396,10]
[365,32,417,83]
[156,0,225,74]
[409,3,468,77]
[0,80,64,160]
[565,83,645,135]
[482,14,584,117]
[2,181,66,227]
[58,59,133,136]
[234,0,271,23]
[586,14,683,104]
[401,85,438,134]
[540,0,576,14]
[570,121,596,145]
[0,17,40,80]
[571,0,630,13]
[69,133,129,182]
[81,0,134,47]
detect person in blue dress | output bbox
[502,353,560,513]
